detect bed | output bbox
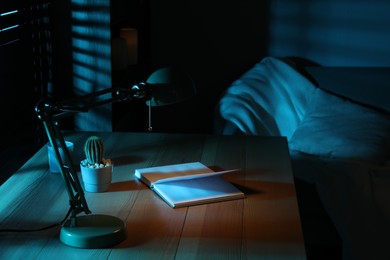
[215,56,390,259]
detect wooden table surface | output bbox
[0,132,306,259]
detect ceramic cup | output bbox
[80,164,113,192]
[47,141,74,173]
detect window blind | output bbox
[0,1,51,47]
[0,0,23,47]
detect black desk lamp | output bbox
[35,67,196,248]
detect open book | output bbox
[134,162,245,208]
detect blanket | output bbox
[217,57,316,139]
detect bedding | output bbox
[217,56,390,164]
[217,56,316,138]
[289,87,390,165]
[216,56,390,259]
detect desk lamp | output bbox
[35,67,196,248]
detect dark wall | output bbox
[50,1,73,100]
[0,3,49,184]
[0,38,38,185]
[147,0,269,133]
[268,0,390,66]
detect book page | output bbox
[134,162,214,187]
[153,175,245,208]
[154,168,239,184]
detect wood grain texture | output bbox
[0,132,305,259]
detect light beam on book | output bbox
[134,162,245,208]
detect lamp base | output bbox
[60,214,127,248]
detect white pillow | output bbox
[289,88,390,164]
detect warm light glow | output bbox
[120,28,138,65]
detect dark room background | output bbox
[268,0,390,66]
[133,0,390,133]
[1,0,390,184]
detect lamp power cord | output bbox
[0,207,72,233]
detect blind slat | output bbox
[0,11,20,31]
[1,1,51,47]
[0,28,20,47]
[0,8,21,47]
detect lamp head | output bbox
[143,67,196,106]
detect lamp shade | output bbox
[146,67,197,106]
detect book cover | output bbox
[134,162,245,208]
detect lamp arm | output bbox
[39,118,90,222]
[50,84,152,121]
[35,83,151,223]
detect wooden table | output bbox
[0,132,306,259]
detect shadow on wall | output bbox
[49,0,113,132]
[268,0,390,66]
[71,0,113,131]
